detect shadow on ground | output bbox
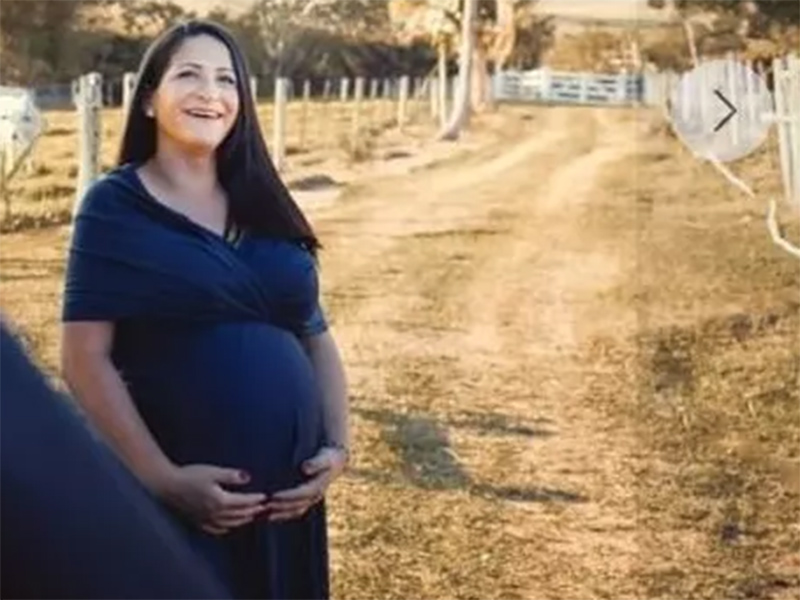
[350,407,586,504]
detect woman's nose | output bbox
[194,74,222,100]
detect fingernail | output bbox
[240,471,250,482]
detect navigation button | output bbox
[712,89,737,132]
[668,58,773,163]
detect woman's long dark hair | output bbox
[117,20,320,256]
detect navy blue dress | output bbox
[62,164,331,600]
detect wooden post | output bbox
[616,71,628,104]
[250,76,258,102]
[773,55,800,207]
[352,77,365,152]
[382,78,392,123]
[316,80,328,149]
[368,78,379,128]
[785,55,800,207]
[122,72,137,117]
[0,149,6,218]
[273,77,287,171]
[790,55,800,206]
[340,78,350,103]
[579,73,589,104]
[417,77,427,118]
[72,72,103,217]
[397,75,410,130]
[430,76,439,119]
[299,80,311,150]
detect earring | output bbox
[144,107,154,118]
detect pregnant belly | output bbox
[116,322,325,492]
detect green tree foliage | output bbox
[0,0,437,86]
[0,0,577,86]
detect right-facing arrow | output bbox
[713,89,737,132]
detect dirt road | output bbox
[301,105,659,599]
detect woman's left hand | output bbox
[264,446,348,522]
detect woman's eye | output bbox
[219,75,236,85]
[177,70,197,79]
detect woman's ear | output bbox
[142,92,155,118]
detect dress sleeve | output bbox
[61,178,143,322]
[293,249,329,338]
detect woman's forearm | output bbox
[304,332,349,448]
[62,353,176,492]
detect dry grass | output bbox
[1,104,798,600]
[1,96,434,232]
[588,122,800,599]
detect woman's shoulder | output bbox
[84,164,136,198]
[75,164,142,214]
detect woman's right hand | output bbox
[153,465,267,536]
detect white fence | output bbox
[772,55,800,208]
[492,68,642,106]
[0,71,445,218]
[644,54,800,207]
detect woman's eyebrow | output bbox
[175,61,235,73]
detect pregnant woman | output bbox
[60,20,349,600]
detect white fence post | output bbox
[72,72,103,217]
[773,56,793,207]
[273,77,287,171]
[352,77,365,150]
[579,73,589,103]
[789,54,800,207]
[382,78,392,122]
[773,54,800,207]
[122,72,137,117]
[541,68,552,102]
[430,75,439,119]
[616,71,628,104]
[299,79,311,150]
[340,78,350,103]
[398,75,410,130]
[250,76,258,102]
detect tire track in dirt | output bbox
[313,107,591,599]
[314,105,659,599]
[467,111,647,599]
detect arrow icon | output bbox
[713,89,737,132]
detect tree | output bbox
[647,0,799,67]
[438,0,478,140]
[244,0,393,79]
[115,0,193,37]
[0,0,85,84]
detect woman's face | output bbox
[146,34,240,155]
